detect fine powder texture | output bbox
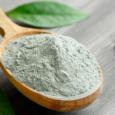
[2,34,101,99]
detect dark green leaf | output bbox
[7,1,88,28]
[0,90,15,115]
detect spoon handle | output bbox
[0,8,23,38]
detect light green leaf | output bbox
[0,90,15,115]
[7,1,88,28]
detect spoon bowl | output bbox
[0,8,103,112]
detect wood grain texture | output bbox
[0,0,115,115]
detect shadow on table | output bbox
[0,71,80,115]
[9,87,79,115]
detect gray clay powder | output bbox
[2,34,101,99]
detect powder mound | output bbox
[2,34,101,99]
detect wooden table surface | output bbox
[0,0,115,115]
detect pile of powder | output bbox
[1,34,101,99]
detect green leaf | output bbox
[7,1,88,28]
[0,90,15,115]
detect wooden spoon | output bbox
[0,8,103,112]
